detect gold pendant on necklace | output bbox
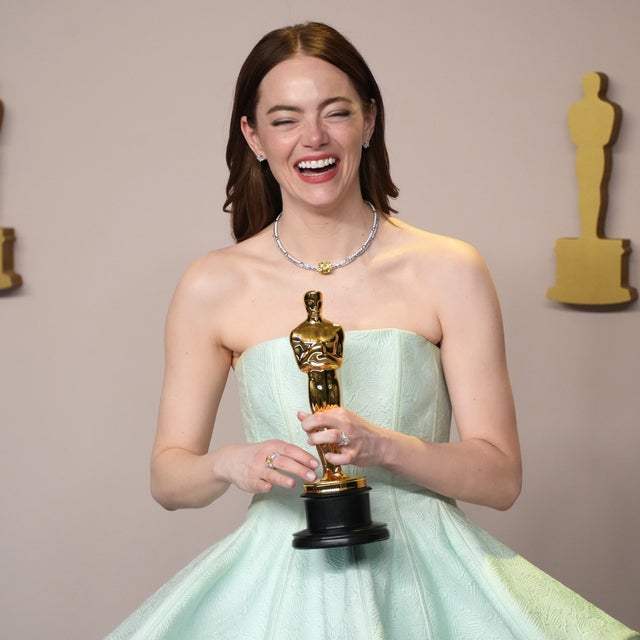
[318,261,333,275]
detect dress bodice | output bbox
[234,328,452,467]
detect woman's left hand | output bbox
[297,407,386,468]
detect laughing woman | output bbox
[107,22,639,640]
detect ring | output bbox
[265,452,280,469]
[338,432,350,447]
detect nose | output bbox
[302,117,329,149]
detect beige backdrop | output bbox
[1,1,638,638]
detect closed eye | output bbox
[326,110,351,119]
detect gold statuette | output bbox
[290,290,365,493]
[289,291,389,548]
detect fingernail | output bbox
[306,471,317,480]
[309,459,319,468]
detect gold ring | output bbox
[265,452,280,469]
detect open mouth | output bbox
[296,157,337,176]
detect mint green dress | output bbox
[107,329,638,639]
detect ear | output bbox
[240,116,265,159]
[364,98,377,142]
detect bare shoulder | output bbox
[173,231,269,307]
[166,229,278,353]
[383,216,489,280]
[403,218,502,333]
[362,215,499,344]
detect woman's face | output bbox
[241,55,375,212]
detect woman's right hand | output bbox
[216,441,320,494]
[151,250,322,509]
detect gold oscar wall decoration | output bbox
[547,72,636,306]
[0,99,23,292]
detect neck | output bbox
[275,199,376,266]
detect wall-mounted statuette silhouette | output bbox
[0,99,23,292]
[547,72,636,305]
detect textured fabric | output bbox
[107,329,638,639]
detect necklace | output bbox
[273,201,379,275]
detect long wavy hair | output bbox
[224,22,399,242]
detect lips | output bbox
[296,156,338,177]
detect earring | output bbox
[362,140,370,149]
[256,154,265,162]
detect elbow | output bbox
[494,487,520,511]
[152,491,178,512]
[150,476,179,511]
[150,459,182,511]
[494,465,522,511]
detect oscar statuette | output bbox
[289,291,389,549]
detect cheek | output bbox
[261,135,294,159]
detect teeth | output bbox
[297,157,336,170]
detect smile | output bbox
[296,157,337,175]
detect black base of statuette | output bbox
[292,486,389,549]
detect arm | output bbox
[423,243,521,509]
[300,242,521,510]
[151,256,318,511]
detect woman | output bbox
[108,22,638,639]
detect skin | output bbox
[151,55,521,512]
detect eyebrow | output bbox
[265,96,354,115]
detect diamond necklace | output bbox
[273,201,379,275]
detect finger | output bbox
[266,454,318,485]
[298,409,342,434]
[265,469,297,489]
[324,451,351,466]
[263,440,318,469]
[263,446,319,485]
[277,443,320,470]
[307,427,343,447]
[253,479,273,493]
